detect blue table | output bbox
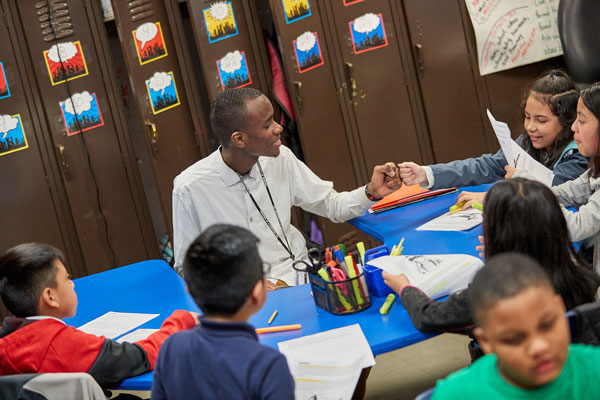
[65,184,492,390]
[350,184,492,256]
[66,259,434,390]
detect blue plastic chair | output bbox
[415,387,434,400]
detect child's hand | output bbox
[504,165,518,179]
[456,191,486,211]
[398,162,427,186]
[189,312,201,326]
[382,271,411,295]
[265,280,278,291]
[476,235,485,258]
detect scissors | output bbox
[292,248,323,274]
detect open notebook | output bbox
[370,184,457,214]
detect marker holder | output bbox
[309,271,371,315]
[363,245,394,297]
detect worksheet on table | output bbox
[77,312,159,339]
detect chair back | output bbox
[415,387,434,400]
[558,0,600,83]
[0,373,106,400]
[568,302,600,345]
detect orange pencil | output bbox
[255,324,302,334]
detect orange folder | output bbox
[371,185,457,214]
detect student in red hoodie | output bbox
[0,243,198,387]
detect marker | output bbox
[379,293,396,315]
[473,201,484,212]
[449,200,466,214]
[256,324,302,334]
[333,249,349,275]
[345,255,364,305]
[357,242,366,264]
[267,310,278,325]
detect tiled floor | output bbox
[111,333,471,400]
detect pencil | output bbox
[267,310,278,325]
[256,324,302,334]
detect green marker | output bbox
[379,293,396,315]
[473,201,484,212]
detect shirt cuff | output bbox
[422,166,434,189]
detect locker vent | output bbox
[35,0,74,41]
[128,0,154,22]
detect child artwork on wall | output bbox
[281,0,311,24]
[343,0,366,5]
[132,22,168,65]
[0,114,28,157]
[145,71,180,114]
[217,50,252,90]
[44,41,89,85]
[349,13,388,54]
[203,1,238,43]
[59,91,104,136]
[293,31,324,73]
[0,62,10,99]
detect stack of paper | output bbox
[77,311,158,339]
[278,324,375,400]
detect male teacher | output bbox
[173,88,401,289]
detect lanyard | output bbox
[236,161,295,261]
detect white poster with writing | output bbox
[465,0,563,75]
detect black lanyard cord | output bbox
[237,161,295,261]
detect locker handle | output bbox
[293,81,304,116]
[56,144,71,178]
[415,43,425,75]
[345,62,357,97]
[145,120,159,157]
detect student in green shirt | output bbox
[431,253,600,400]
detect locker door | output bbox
[0,1,84,276]
[326,0,428,170]
[11,0,157,273]
[401,0,494,162]
[186,0,271,101]
[268,0,361,187]
[268,0,368,246]
[110,0,208,235]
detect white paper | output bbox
[416,208,482,231]
[510,141,554,187]
[116,328,158,343]
[278,324,375,400]
[367,254,484,299]
[77,312,159,339]
[465,0,563,75]
[487,109,514,166]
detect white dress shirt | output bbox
[172,145,375,284]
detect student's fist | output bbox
[398,162,427,186]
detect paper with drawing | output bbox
[416,208,483,231]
